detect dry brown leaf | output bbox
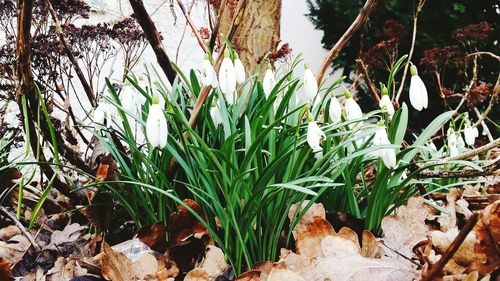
[99,242,134,281]
[337,227,361,253]
[0,225,21,241]
[361,230,379,258]
[0,258,12,281]
[184,268,209,281]
[267,266,305,281]
[381,197,430,263]
[44,223,86,251]
[0,234,30,265]
[438,189,461,232]
[169,199,209,246]
[156,259,179,280]
[136,222,167,253]
[295,216,336,257]
[197,246,229,279]
[288,201,325,238]
[132,252,158,280]
[468,200,500,274]
[235,270,261,281]
[45,257,87,281]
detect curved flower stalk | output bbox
[344,90,363,128]
[303,65,318,102]
[328,95,342,124]
[373,125,397,169]
[200,58,218,87]
[146,94,168,149]
[234,55,246,84]
[378,85,394,117]
[409,64,428,111]
[463,123,479,146]
[263,68,276,98]
[210,102,223,127]
[219,56,237,104]
[307,118,326,159]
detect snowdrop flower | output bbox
[378,85,395,117]
[409,64,428,111]
[373,125,397,169]
[344,91,363,127]
[146,94,168,149]
[200,58,218,87]
[303,66,318,102]
[328,95,342,124]
[263,68,276,98]
[219,56,237,104]
[120,85,139,113]
[463,123,478,146]
[93,102,115,128]
[210,102,223,127]
[234,55,246,84]
[447,128,459,157]
[307,119,326,159]
[481,121,490,136]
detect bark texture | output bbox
[219,0,281,72]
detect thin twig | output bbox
[472,74,499,128]
[356,58,380,102]
[418,158,500,179]
[44,0,95,107]
[422,212,479,281]
[175,0,208,53]
[316,0,379,84]
[446,138,500,161]
[394,0,425,103]
[0,206,41,251]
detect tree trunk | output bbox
[219,0,281,72]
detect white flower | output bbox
[146,104,168,148]
[210,104,223,127]
[481,121,490,136]
[263,69,276,98]
[201,59,218,87]
[219,57,237,104]
[344,92,363,128]
[120,86,138,113]
[373,126,397,169]
[463,124,478,146]
[93,103,115,128]
[307,120,326,158]
[447,128,459,157]
[234,57,246,84]
[328,96,342,124]
[379,94,395,117]
[409,65,428,111]
[303,67,318,102]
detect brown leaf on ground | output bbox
[184,268,209,281]
[44,223,87,251]
[136,222,168,253]
[235,270,261,281]
[44,257,88,281]
[361,230,379,258]
[381,197,431,264]
[295,216,336,257]
[0,225,21,241]
[288,201,325,238]
[157,259,179,280]
[79,190,113,232]
[132,252,158,280]
[267,265,305,281]
[197,245,229,279]
[169,199,209,246]
[0,258,13,281]
[0,233,30,265]
[468,200,500,274]
[99,242,134,281]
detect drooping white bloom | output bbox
[307,120,326,158]
[328,96,342,124]
[210,104,223,127]
[263,68,276,98]
[120,86,137,113]
[447,128,459,157]
[146,103,168,149]
[379,86,395,117]
[234,57,246,84]
[409,65,428,111]
[303,67,318,102]
[200,59,218,87]
[463,124,479,146]
[93,103,115,128]
[219,57,237,104]
[481,121,490,136]
[344,92,363,128]
[373,126,397,169]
